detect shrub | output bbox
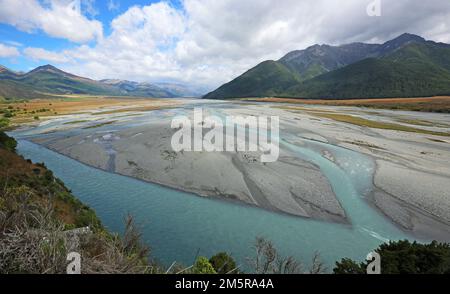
[3,110,14,118]
[0,118,9,129]
[0,131,17,152]
[209,252,238,274]
[334,240,450,274]
[192,257,217,274]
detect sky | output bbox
[0,0,449,91]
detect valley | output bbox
[9,99,450,247]
[2,0,450,277]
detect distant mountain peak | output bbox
[380,33,426,52]
[204,33,450,99]
[100,79,137,85]
[394,33,425,42]
[1,64,202,99]
[25,64,96,83]
[0,64,12,73]
[41,64,57,69]
[30,64,64,73]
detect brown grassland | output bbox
[243,96,450,113]
[0,95,179,125]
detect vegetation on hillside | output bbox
[334,240,450,274]
[205,34,450,100]
[0,65,195,100]
[0,132,155,273]
[209,252,239,274]
[286,45,450,99]
[204,60,301,99]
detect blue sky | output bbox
[0,0,183,72]
[0,0,449,89]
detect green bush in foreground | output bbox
[334,240,450,274]
[0,131,16,152]
[192,257,217,274]
[210,252,239,274]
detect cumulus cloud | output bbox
[0,0,103,43]
[0,43,20,58]
[10,0,450,90]
[24,47,71,63]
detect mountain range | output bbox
[204,33,450,99]
[0,65,201,100]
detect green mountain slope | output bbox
[0,65,122,99]
[0,79,50,100]
[205,43,381,99]
[285,43,450,99]
[279,43,380,80]
[19,65,120,96]
[0,65,194,100]
[205,34,450,99]
[204,60,300,99]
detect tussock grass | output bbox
[82,121,117,129]
[308,112,450,137]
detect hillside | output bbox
[278,42,380,80]
[0,65,200,100]
[205,34,450,99]
[0,131,155,273]
[21,65,121,96]
[0,80,51,100]
[204,60,301,99]
[0,65,120,99]
[285,43,450,99]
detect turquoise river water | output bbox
[10,104,421,271]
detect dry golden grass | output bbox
[305,112,450,137]
[0,96,179,125]
[0,148,76,224]
[243,96,450,113]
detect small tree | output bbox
[209,252,239,274]
[333,258,365,274]
[192,256,217,274]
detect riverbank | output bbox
[0,132,153,273]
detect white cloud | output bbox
[0,0,103,43]
[3,41,23,47]
[81,0,99,17]
[24,47,71,63]
[13,0,450,90]
[107,0,120,11]
[0,43,20,58]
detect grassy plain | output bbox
[0,95,179,126]
[243,96,450,113]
